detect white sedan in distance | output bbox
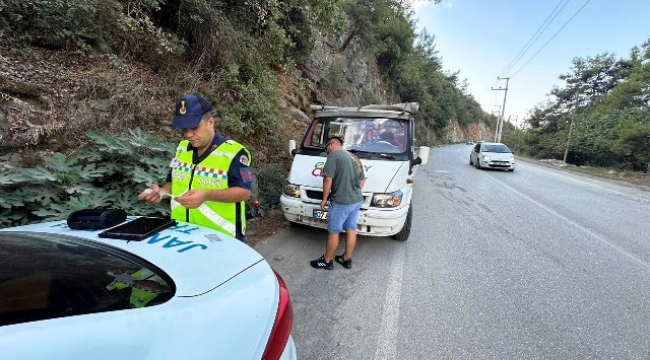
[0,217,297,360]
[469,141,516,172]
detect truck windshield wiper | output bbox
[346,149,372,154]
[347,149,395,160]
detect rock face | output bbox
[295,27,388,108]
[448,119,494,143]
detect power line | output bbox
[498,0,571,78]
[509,0,593,79]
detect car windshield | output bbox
[0,232,175,327]
[303,117,408,155]
[483,144,511,153]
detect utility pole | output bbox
[563,94,579,163]
[491,107,501,142]
[491,77,510,143]
[492,105,501,142]
[647,136,650,176]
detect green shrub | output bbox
[215,63,282,137]
[0,0,102,51]
[0,128,290,228]
[247,163,286,218]
[0,128,174,228]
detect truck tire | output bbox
[394,206,412,241]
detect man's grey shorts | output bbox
[328,200,362,233]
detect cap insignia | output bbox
[179,100,187,115]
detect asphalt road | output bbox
[255,144,650,360]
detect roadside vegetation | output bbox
[503,39,650,176]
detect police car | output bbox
[0,217,296,360]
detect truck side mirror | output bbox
[288,139,296,157]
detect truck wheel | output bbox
[394,206,412,241]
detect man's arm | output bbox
[175,184,251,209]
[138,182,172,204]
[175,148,252,208]
[321,176,333,210]
[203,187,251,203]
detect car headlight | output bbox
[283,183,300,198]
[510,157,515,163]
[371,190,403,208]
[481,155,490,161]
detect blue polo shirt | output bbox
[167,133,253,190]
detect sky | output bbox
[412,0,650,126]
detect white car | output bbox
[469,142,516,172]
[0,217,297,360]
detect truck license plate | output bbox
[313,210,328,220]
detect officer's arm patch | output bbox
[240,168,253,182]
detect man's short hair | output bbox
[327,136,344,145]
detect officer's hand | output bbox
[138,185,162,205]
[175,189,207,209]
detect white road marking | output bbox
[488,175,650,271]
[374,245,405,360]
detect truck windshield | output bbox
[303,117,408,155]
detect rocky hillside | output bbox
[0,31,394,169]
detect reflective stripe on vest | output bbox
[170,139,250,238]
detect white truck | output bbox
[280,103,430,241]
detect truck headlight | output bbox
[283,183,300,198]
[371,190,403,208]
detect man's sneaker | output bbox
[335,255,352,269]
[310,255,333,270]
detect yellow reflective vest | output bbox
[170,139,250,238]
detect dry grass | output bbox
[534,158,650,188]
[566,164,650,187]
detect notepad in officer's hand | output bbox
[98,217,177,241]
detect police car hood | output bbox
[0,219,265,297]
[288,154,407,193]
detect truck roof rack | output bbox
[310,102,419,115]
